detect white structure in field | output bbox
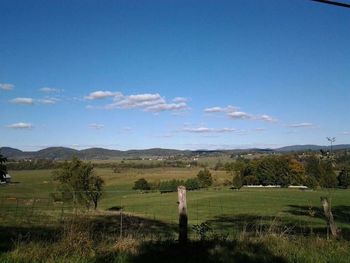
[243,185,281,188]
[288,185,308,189]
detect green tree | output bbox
[320,160,338,188]
[288,158,306,185]
[242,175,258,185]
[185,178,200,190]
[338,168,350,188]
[197,168,213,188]
[133,178,151,191]
[53,157,104,209]
[0,154,8,182]
[232,174,243,189]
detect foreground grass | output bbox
[1,229,350,263]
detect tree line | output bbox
[223,153,350,189]
[6,159,200,170]
[133,168,213,193]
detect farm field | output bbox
[1,167,350,231]
[1,167,350,262]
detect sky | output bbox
[1,0,350,151]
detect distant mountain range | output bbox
[1,144,350,160]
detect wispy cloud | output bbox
[85,91,122,100]
[0,83,14,90]
[10,97,59,105]
[89,123,104,130]
[117,126,133,133]
[286,122,314,128]
[38,98,59,104]
[10,97,34,105]
[172,97,188,103]
[204,105,237,113]
[182,127,237,133]
[340,131,350,135]
[255,128,266,132]
[205,105,277,122]
[258,114,277,122]
[6,122,33,129]
[39,87,62,93]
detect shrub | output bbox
[133,178,151,191]
[185,178,200,190]
[197,168,213,188]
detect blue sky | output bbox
[1,0,349,151]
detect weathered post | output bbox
[320,196,339,238]
[178,186,188,243]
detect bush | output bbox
[197,168,213,188]
[159,179,184,193]
[185,178,200,190]
[133,178,151,191]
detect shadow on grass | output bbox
[0,212,178,253]
[125,240,287,263]
[91,212,178,240]
[287,205,350,225]
[0,225,59,252]
[206,214,325,237]
[205,212,350,241]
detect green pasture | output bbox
[1,167,350,233]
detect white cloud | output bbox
[145,102,187,112]
[172,97,188,103]
[228,111,252,120]
[110,93,165,109]
[85,91,121,100]
[39,87,62,93]
[103,92,189,113]
[38,98,59,104]
[89,123,104,130]
[6,122,33,129]
[286,122,314,128]
[341,131,350,135]
[257,114,277,122]
[10,97,34,105]
[0,83,14,90]
[205,105,277,122]
[204,107,224,113]
[85,91,189,113]
[182,127,236,133]
[204,105,237,113]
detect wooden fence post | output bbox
[320,196,339,238]
[178,186,188,243]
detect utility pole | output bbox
[327,137,336,157]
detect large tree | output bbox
[53,156,104,209]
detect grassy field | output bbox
[1,167,350,229]
[1,167,350,262]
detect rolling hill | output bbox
[1,144,350,160]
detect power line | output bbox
[312,0,350,8]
